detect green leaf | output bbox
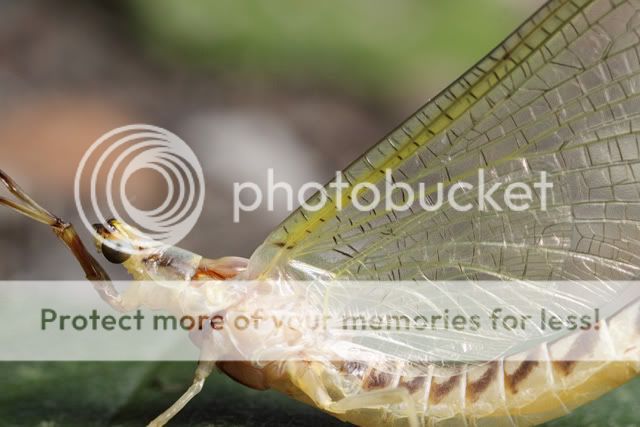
[1,362,637,426]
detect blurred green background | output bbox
[1,0,639,426]
[126,0,536,99]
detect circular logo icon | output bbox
[75,124,205,253]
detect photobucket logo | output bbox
[74,124,205,252]
[233,168,553,222]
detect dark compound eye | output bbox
[101,243,131,264]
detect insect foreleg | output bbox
[147,359,215,427]
[0,169,131,311]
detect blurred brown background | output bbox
[0,0,544,280]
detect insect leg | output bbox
[147,360,215,427]
[328,387,420,427]
[286,361,420,427]
[0,169,129,311]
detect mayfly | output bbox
[2,0,640,425]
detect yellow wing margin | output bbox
[258,0,592,275]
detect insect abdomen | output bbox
[277,300,639,426]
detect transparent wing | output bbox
[248,0,640,287]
